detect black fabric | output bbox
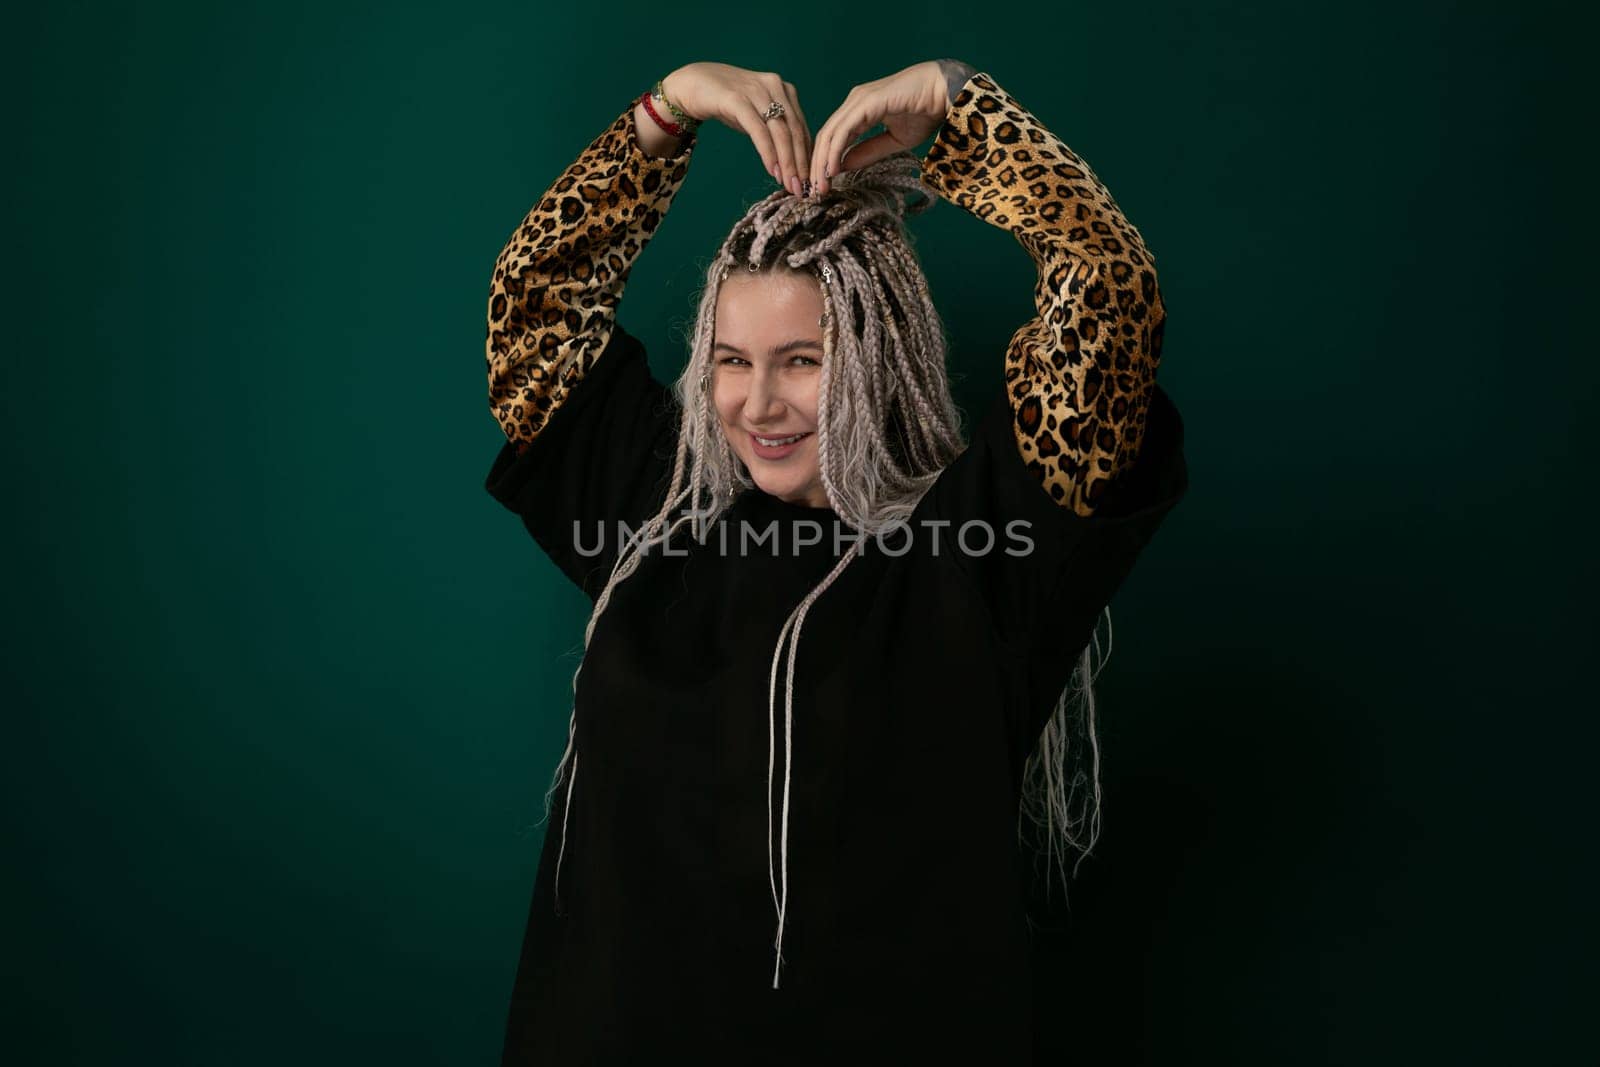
[485,322,1188,1063]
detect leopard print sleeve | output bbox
[920,72,1164,518]
[486,104,696,455]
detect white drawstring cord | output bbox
[765,533,866,989]
[766,605,804,988]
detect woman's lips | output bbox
[750,431,811,459]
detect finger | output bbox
[780,82,812,195]
[734,101,782,183]
[809,105,843,193]
[753,79,798,191]
[817,104,879,195]
[809,91,856,192]
[816,102,874,194]
[789,85,815,158]
[839,130,899,173]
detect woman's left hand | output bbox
[808,61,949,197]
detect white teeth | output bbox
[755,433,806,447]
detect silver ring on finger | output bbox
[761,101,786,121]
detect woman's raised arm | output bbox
[922,69,1164,517]
[485,92,697,455]
[486,64,817,455]
[812,63,1166,518]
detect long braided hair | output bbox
[542,150,1112,985]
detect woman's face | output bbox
[712,269,828,508]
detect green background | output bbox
[9,0,1589,1062]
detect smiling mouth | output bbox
[751,432,811,447]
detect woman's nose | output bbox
[743,371,784,421]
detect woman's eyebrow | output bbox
[712,339,824,356]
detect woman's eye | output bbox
[719,356,749,366]
[792,356,819,367]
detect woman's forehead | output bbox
[719,267,820,297]
[717,270,824,322]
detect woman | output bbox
[484,58,1187,1063]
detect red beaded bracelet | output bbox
[639,91,693,139]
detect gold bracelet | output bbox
[653,77,701,132]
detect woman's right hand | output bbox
[661,63,813,197]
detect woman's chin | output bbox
[752,474,797,498]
